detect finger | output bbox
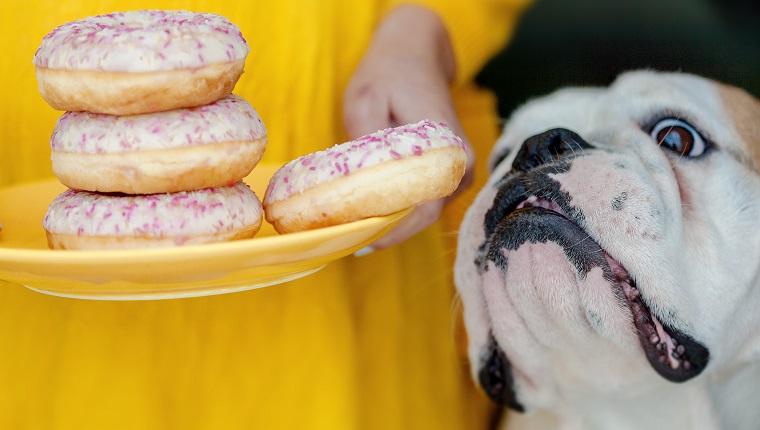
[391,91,476,202]
[342,80,392,139]
[409,101,475,199]
[448,133,476,201]
[388,85,474,175]
[362,199,445,252]
[386,71,460,128]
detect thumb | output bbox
[343,83,392,139]
[356,199,445,254]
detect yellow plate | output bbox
[0,165,411,300]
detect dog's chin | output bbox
[483,201,710,384]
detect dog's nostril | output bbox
[478,335,525,412]
[512,128,593,172]
[548,132,567,157]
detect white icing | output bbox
[264,120,464,203]
[33,10,249,72]
[43,181,261,239]
[50,95,266,153]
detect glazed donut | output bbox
[50,94,267,194]
[43,181,262,250]
[263,120,467,233]
[33,10,249,115]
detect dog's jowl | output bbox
[455,71,760,430]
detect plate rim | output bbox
[0,206,413,264]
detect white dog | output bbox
[455,70,760,430]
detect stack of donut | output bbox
[34,10,267,250]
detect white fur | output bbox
[455,70,760,429]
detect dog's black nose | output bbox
[478,335,524,412]
[511,128,593,172]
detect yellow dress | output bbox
[0,0,528,428]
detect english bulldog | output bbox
[455,70,760,430]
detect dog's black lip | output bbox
[614,263,710,382]
[487,200,710,383]
[484,166,579,239]
[479,334,524,412]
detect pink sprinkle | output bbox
[389,150,402,159]
[172,195,188,206]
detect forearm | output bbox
[369,4,456,84]
[381,0,532,84]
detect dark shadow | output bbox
[477,0,760,117]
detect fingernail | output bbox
[353,246,375,257]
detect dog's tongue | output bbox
[604,254,710,382]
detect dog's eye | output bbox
[650,118,706,157]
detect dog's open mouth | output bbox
[504,196,710,382]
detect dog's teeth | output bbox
[676,345,686,356]
[657,342,667,351]
[649,335,660,345]
[671,350,682,359]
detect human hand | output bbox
[343,4,475,253]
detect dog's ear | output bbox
[719,83,760,170]
[717,83,760,364]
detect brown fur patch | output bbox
[718,83,760,170]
